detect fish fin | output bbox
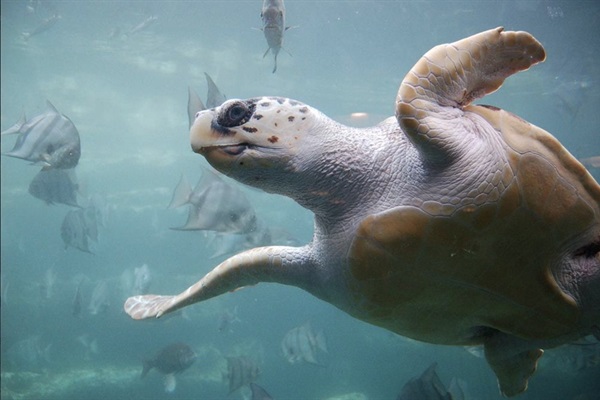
[39,156,53,170]
[164,373,177,393]
[45,100,60,114]
[263,47,271,59]
[167,174,192,209]
[316,330,328,353]
[285,25,299,31]
[448,377,467,400]
[187,86,205,129]
[1,113,27,136]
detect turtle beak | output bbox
[190,110,218,153]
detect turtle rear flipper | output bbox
[484,333,543,397]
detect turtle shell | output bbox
[349,28,600,345]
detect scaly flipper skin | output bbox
[396,27,545,163]
[124,246,314,320]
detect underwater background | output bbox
[1,1,599,399]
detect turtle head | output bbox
[190,96,318,192]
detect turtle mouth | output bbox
[196,143,253,156]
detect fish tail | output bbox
[272,53,278,74]
[167,174,192,209]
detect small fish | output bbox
[141,343,197,393]
[581,156,600,168]
[396,363,463,400]
[22,13,61,41]
[168,171,257,234]
[72,278,84,318]
[39,267,56,300]
[133,264,152,294]
[260,0,291,73]
[218,306,241,333]
[60,208,93,253]
[129,15,158,35]
[88,280,110,315]
[225,356,260,394]
[76,334,99,359]
[5,336,52,372]
[2,101,80,170]
[281,322,327,365]
[251,382,275,400]
[28,168,80,207]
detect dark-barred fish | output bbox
[225,356,260,394]
[141,342,197,393]
[2,101,80,169]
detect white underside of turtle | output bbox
[124,27,600,397]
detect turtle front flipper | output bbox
[396,27,545,162]
[124,246,313,320]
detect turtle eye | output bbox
[218,101,254,128]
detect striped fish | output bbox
[2,101,80,169]
[281,322,327,365]
[225,356,260,394]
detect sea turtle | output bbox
[125,27,600,396]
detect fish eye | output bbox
[218,101,254,128]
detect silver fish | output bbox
[225,356,260,394]
[28,168,80,207]
[261,0,290,73]
[168,171,257,233]
[281,322,327,365]
[396,363,462,400]
[72,279,83,318]
[61,208,96,253]
[22,13,61,41]
[129,15,158,36]
[142,342,197,393]
[581,156,600,168]
[218,306,241,333]
[133,264,152,294]
[39,267,56,300]
[2,101,80,170]
[88,279,110,315]
[5,336,51,372]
